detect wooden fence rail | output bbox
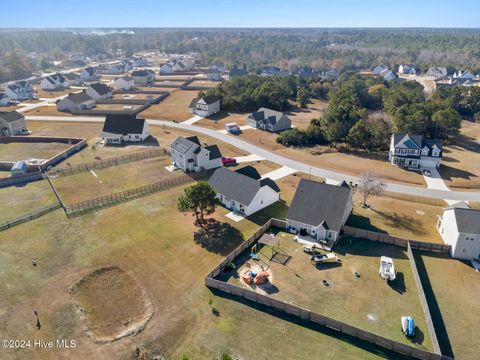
[0,203,61,231]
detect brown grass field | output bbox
[34,86,72,99]
[138,90,199,121]
[94,104,143,111]
[286,99,328,130]
[0,140,71,161]
[23,105,73,117]
[187,80,220,88]
[196,112,248,129]
[0,105,20,112]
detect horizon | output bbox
[2,0,479,28]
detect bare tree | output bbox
[358,172,384,208]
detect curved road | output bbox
[25,115,480,202]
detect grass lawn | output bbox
[286,99,327,130]
[0,105,20,112]
[0,185,400,360]
[196,111,248,130]
[187,80,220,88]
[94,104,143,111]
[347,192,445,243]
[138,90,199,121]
[0,140,71,161]
[0,180,57,221]
[222,233,433,352]
[24,105,73,117]
[414,251,480,360]
[440,120,480,190]
[33,86,72,99]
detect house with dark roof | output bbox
[100,114,150,144]
[437,204,480,260]
[131,70,155,85]
[398,64,416,75]
[389,133,442,169]
[114,76,135,91]
[189,95,221,117]
[320,68,339,80]
[5,81,35,100]
[80,67,99,81]
[0,92,10,106]
[373,64,389,75]
[286,179,353,245]
[86,83,112,100]
[64,73,83,86]
[169,135,222,172]
[209,166,280,216]
[247,107,291,132]
[427,66,448,79]
[56,91,96,112]
[41,73,69,90]
[159,63,174,75]
[0,111,28,136]
[381,69,397,81]
[205,68,222,81]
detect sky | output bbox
[1,0,479,28]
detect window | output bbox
[465,234,475,241]
[462,248,468,253]
[432,149,440,157]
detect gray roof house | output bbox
[373,64,389,75]
[389,133,442,169]
[427,66,448,79]
[169,136,222,173]
[0,111,28,136]
[86,82,112,99]
[5,81,35,100]
[437,204,480,261]
[286,179,353,246]
[208,166,280,216]
[189,95,221,117]
[56,91,96,112]
[247,107,291,132]
[100,114,150,144]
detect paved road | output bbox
[25,115,480,202]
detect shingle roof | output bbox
[201,94,220,105]
[392,133,423,149]
[0,92,8,100]
[451,207,480,234]
[118,75,133,81]
[205,145,222,160]
[0,111,24,123]
[189,98,199,109]
[170,136,200,154]
[235,165,261,180]
[64,73,80,80]
[64,91,93,105]
[131,70,150,77]
[89,82,111,95]
[208,167,279,206]
[286,179,352,232]
[249,107,284,125]
[102,114,146,135]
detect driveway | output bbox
[422,167,460,206]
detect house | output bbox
[381,69,397,81]
[64,73,83,86]
[131,70,155,85]
[208,166,280,216]
[114,76,135,91]
[41,74,69,90]
[453,70,475,79]
[437,204,480,261]
[86,83,112,100]
[100,114,150,144]
[228,68,249,79]
[169,135,222,172]
[389,133,442,169]
[398,64,416,75]
[247,108,291,132]
[0,111,28,136]
[159,63,174,74]
[106,63,125,75]
[295,67,319,78]
[427,66,448,79]
[210,63,225,73]
[258,66,289,77]
[131,56,148,67]
[80,67,99,81]
[5,81,35,100]
[320,68,339,80]
[56,91,96,112]
[286,179,353,244]
[172,60,188,72]
[205,68,222,81]
[0,93,10,106]
[188,95,221,117]
[373,64,389,75]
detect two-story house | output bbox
[398,64,416,75]
[56,91,96,112]
[114,76,135,91]
[169,136,222,173]
[86,83,112,100]
[5,81,35,100]
[100,114,150,144]
[0,111,28,136]
[247,108,292,132]
[131,70,155,85]
[188,95,220,117]
[389,133,442,169]
[41,74,69,90]
[80,67,99,81]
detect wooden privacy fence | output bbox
[48,148,168,178]
[65,171,208,217]
[0,171,44,188]
[0,203,61,231]
[342,226,451,253]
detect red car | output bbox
[221,157,237,166]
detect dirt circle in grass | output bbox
[416,210,425,216]
[69,266,154,343]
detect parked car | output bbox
[225,122,240,133]
[221,157,237,166]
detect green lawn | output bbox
[0,184,404,360]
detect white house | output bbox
[373,64,389,75]
[41,74,69,90]
[286,179,353,245]
[56,91,96,112]
[5,81,35,100]
[381,69,397,81]
[453,70,475,80]
[64,73,83,86]
[437,204,480,261]
[205,68,222,81]
[100,114,150,144]
[86,83,112,100]
[114,76,135,91]
[247,108,291,132]
[80,67,99,81]
[159,63,174,74]
[106,63,125,75]
[0,93,10,106]
[131,70,155,85]
[399,64,416,75]
[169,135,222,173]
[210,63,225,73]
[188,95,221,117]
[209,166,280,217]
[389,133,442,169]
[0,111,28,136]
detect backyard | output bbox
[0,140,71,161]
[24,105,74,117]
[138,90,199,121]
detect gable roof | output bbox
[200,94,220,105]
[102,114,146,135]
[0,92,8,100]
[392,133,423,149]
[0,111,24,123]
[64,73,80,80]
[170,136,200,154]
[208,167,279,206]
[63,91,93,105]
[7,81,32,92]
[189,97,199,109]
[249,107,285,125]
[448,207,480,234]
[83,67,95,75]
[89,82,111,95]
[235,165,261,180]
[204,144,222,160]
[117,75,133,81]
[286,179,352,232]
